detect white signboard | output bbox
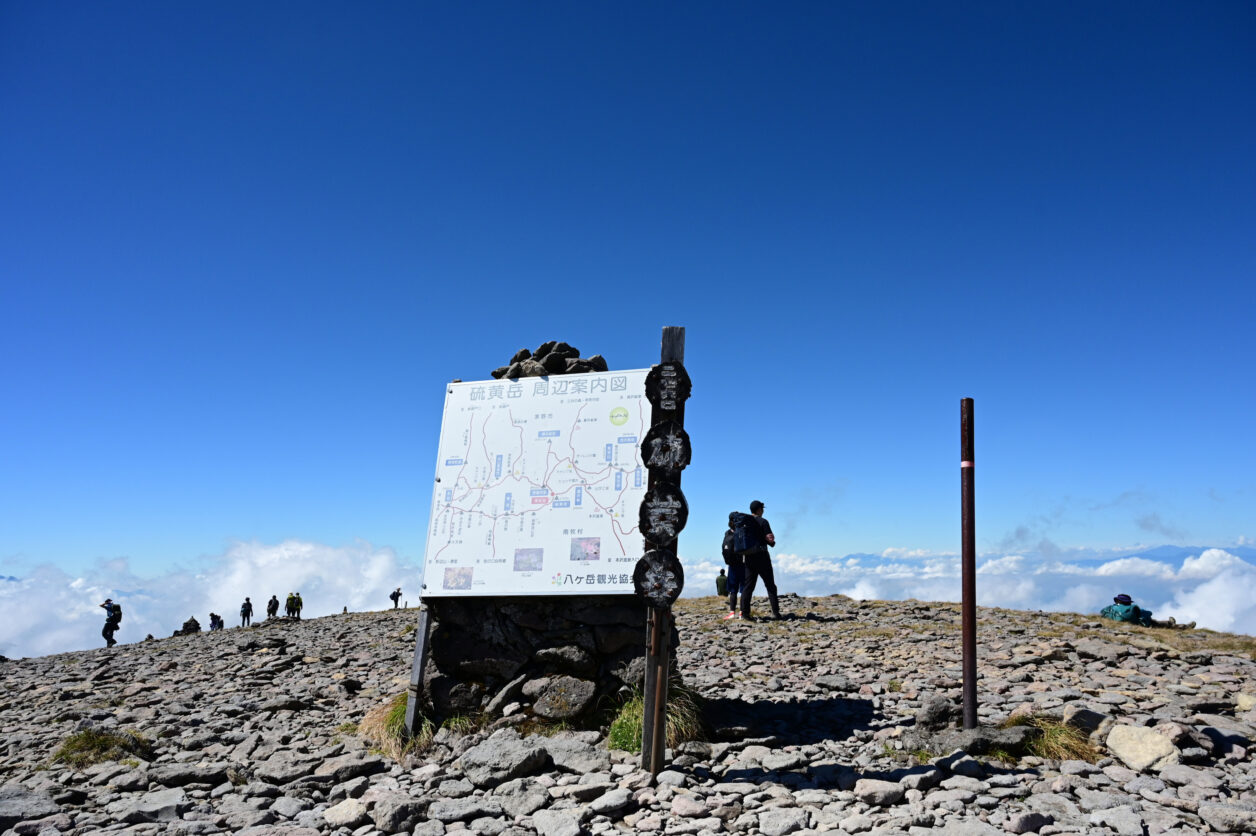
[421,369,650,597]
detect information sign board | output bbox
[422,369,650,596]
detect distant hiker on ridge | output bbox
[285,593,296,618]
[715,568,727,598]
[240,597,253,627]
[294,592,303,620]
[208,613,224,631]
[390,587,402,609]
[266,595,279,619]
[100,598,121,648]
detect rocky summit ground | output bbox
[2,595,1256,836]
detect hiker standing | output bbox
[266,595,279,619]
[294,592,303,620]
[240,597,253,627]
[739,500,780,621]
[389,587,402,609]
[715,569,727,598]
[100,598,121,648]
[285,593,295,618]
[722,513,746,619]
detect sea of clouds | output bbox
[688,546,1256,636]
[4,540,1254,660]
[0,540,424,660]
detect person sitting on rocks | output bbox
[1100,593,1194,629]
[208,613,224,631]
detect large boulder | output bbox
[532,676,596,720]
[459,730,551,788]
[1106,724,1180,772]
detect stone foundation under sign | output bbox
[418,595,676,726]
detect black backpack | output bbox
[109,603,123,625]
[729,512,765,555]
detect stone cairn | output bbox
[420,343,668,730]
[490,341,608,379]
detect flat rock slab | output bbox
[0,784,60,831]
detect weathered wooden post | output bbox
[635,326,690,774]
[403,606,431,735]
[960,397,977,729]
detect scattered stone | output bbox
[1106,724,1180,771]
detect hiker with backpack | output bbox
[721,513,747,619]
[390,587,402,609]
[240,597,253,627]
[285,593,295,618]
[100,598,122,647]
[1100,593,1194,630]
[294,592,303,620]
[735,500,780,621]
[266,595,279,619]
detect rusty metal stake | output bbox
[960,397,977,729]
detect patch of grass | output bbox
[336,721,359,734]
[441,714,486,735]
[358,693,432,761]
[886,680,903,693]
[51,728,153,768]
[1000,713,1099,762]
[909,748,935,765]
[607,679,705,752]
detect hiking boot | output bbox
[722,611,737,620]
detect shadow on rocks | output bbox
[703,695,878,745]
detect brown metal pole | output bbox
[960,398,977,729]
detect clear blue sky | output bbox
[2,1,1253,585]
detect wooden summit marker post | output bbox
[634,326,690,774]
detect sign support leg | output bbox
[404,605,431,735]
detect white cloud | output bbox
[1177,548,1251,579]
[680,547,1256,637]
[0,540,423,659]
[977,555,1025,575]
[1093,557,1176,579]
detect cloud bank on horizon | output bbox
[0,540,424,660]
[687,546,1256,636]
[3,541,1254,659]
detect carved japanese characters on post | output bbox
[639,482,689,545]
[641,420,692,474]
[644,362,691,413]
[633,549,684,609]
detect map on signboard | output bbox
[422,369,650,597]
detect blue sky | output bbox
[2,2,1254,656]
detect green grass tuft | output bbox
[358,693,433,761]
[607,679,705,752]
[51,728,153,768]
[1000,713,1099,762]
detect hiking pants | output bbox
[740,552,779,619]
[727,561,746,611]
[241,614,250,627]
